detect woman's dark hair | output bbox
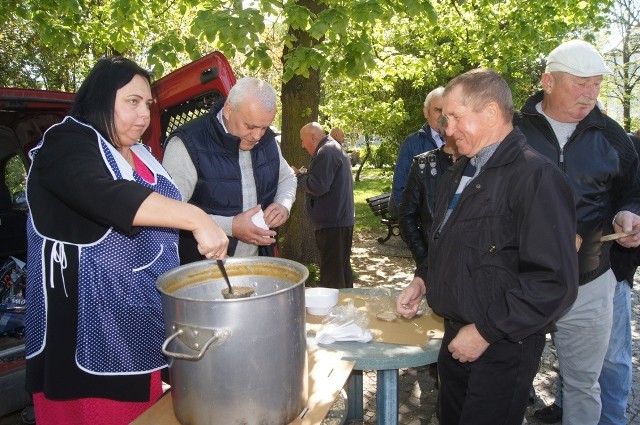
[70,56,151,147]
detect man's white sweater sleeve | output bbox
[163,136,197,201]
[273,143,297,212]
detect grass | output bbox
[353,166,394,233]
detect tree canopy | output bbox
[2,0,615,134]
[322,0,615,151]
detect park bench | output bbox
[365,192,400,244]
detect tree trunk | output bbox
[278,0,326,265]
[355,134,372,182]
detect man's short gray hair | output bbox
[227,77,277,112]
[424,86,445,108]
[443,68,514,122]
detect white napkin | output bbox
[316,320,373,344]
[251,209,269,231]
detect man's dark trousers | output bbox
[315,226,353,289]
[438,320,545,425]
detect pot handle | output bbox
[162,323,230,361]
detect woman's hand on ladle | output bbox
[193,214,229,260]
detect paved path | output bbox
[348,232,640,425]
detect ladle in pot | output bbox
[216,259,254,299]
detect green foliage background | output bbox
[0,0,619,139]
[5,157,26,200]
[3,0,637,262]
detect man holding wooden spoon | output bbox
[517,40,640,425]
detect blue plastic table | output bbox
[309,287,442,425]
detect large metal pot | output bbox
[156,257,309,425]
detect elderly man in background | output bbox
[163,77,297,263]
[329,127,345,145]
[517,40,640,425]
[399,114,460,267]
[396,68,579,425]
[294,122,355,289]
[389,87,445,220]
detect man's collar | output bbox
[216,108,229,133]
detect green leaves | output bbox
[192,7,266,59]
[2,0,621,120]
[316,8,349,35]
[284,5,313,31]
[406,0,437,22]
[350,2,385,24]
[282,46,325,80]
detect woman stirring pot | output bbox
[24,56,228,425]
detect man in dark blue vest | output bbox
[163,77,297,263]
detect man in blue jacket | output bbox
[389,87,444,219]
[534,131,640,425]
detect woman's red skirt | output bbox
[32,370,163,425]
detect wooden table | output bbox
[131,348,355,425]
[133,287,442,425]
[308,287,444,425]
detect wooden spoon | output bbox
[600,231,639,242]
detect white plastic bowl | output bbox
[305,287,339,316]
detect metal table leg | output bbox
[345,370,363,422]
[376,369,399,425]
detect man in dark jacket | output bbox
[399,117,460,267]
[295,122,355,289]
[396,68,579,425]
[389,87,444,219]
[163,77,297,262]
[534,132,640,425]
[516,40,640,425]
